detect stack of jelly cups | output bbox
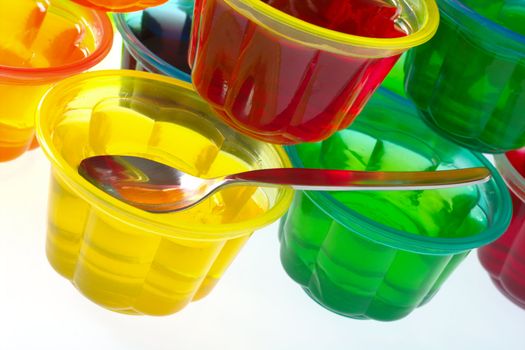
[114,0,193,81]
[280,88,511,321]
[30,0,517,321]
[186,0,512,322]
[0,0,112,162]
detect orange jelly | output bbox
[0,0,112,162]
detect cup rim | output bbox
[286,88,512,255]
[495,153,525,203]
[438,0,525,46]
[225,0,440,52]
[0,1,113,81]
[113,9,192,82]
[35,70,294,241]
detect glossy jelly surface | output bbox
[72,0,168,12]
[405,0,525,153]
[0,0,112,162]
[280,89,511,321]
[478,150,525,309]
[115,0,193,81]
[35,70,293,316]
[190,0,438,144]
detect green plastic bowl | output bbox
[280,88,512,321]
[405,0,525,153]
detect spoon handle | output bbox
[224,167,491,191]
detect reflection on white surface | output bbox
[0,29,523,350]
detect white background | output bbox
[0,32,524,350]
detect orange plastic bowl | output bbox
[0,0,112,162]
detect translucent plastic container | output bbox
[72,0,167,12]
[280,88,511,321]
[405,0,525,153]
[35,70,293,316]
[0,0,112,162]
[478,150,525,309]
[114,0,193,81]
[189,0,439,144]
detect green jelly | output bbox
[380,53,406,97]
[280,88,511,321]
[404,0,525,153]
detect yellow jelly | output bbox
[36,70,293,315]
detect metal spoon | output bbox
[78,155,491,213]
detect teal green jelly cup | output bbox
[404,0,525,153]
[279,88,512,321]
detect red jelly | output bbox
[478,150,525,309]
[189,0,418,144]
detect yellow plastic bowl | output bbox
[35,70,293,316]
